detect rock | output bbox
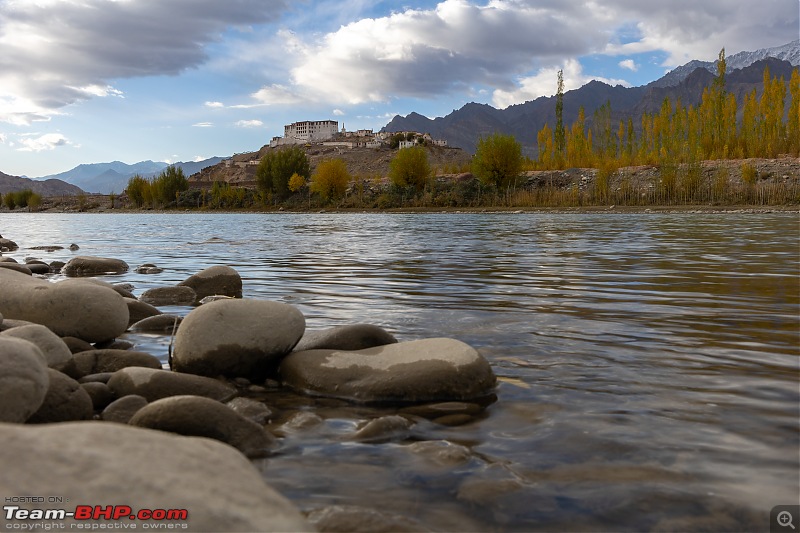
[77,372,114,384]
[27,369,93,423]
[61,336,94,354]
[94,339,134,350]
[199,295,234,305]
[29,245,64,252]
[24,261,51,275]
[129,395,275,458]
[101,394,148,423]
[49,260,65,272]
[122,298,159,327]
[0,422,311,531]
[140,286,197,306]
[107,366,237,402]
[178,265,243,304]
[307,505,429,533]
[0,269,129,343]
[68,243,79,250]
[399,401,483,419]
[80,381,115,410]
[0,256,18,263]
[0,337,49,423]
[226,397,273,425]
[130,314,183,333]
[280,338,496,403]
[0,262,32,275]
[135,263,164,274]
[60,349,163,380]
[0,324,72,369]
[172,299,305,380]
[351,415,413,443]
[294,324,398,352]
[0,318,37,332]
[0,237,18,251]
[407,440,473,467]
[62,255,129,276]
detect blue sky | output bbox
[1,0,797,177]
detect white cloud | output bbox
[0,133,6,144]
[333,109,345,116]
[235,120,264,128]
[249,85,304,106]
[204,101,225,108]
[16,133,72,152]
[618,59,638,72]
[492,59,631,109]
[193,122,214,128]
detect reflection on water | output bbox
[2,212,798,531]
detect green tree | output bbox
[311,159,351,202]
[126,174,150,208]
[153,166,188,205]
[4,191,16,210]
[27,192,42,212]
[471,133,523,189]
[256,146,310,198]
[389,145,431,189]
[555,69,565,165]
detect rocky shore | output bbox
[0,242,497,531]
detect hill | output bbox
[0,170,84,196]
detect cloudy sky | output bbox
[1,0,797,177]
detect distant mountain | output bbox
[37,157,224,194]
[383,41,800,156]
[0,171,84,196]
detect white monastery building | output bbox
[284,120,339,142]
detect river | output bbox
[2,211,798,531]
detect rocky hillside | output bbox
[0,171,84,196]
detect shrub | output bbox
[256,146,310,198]
[471,133,523,189]
[389,145,430,190]
[310,159,351,202]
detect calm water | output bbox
[2,212,798,531]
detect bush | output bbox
[256,146,310,198]
[389,145,430,190]
[126,175,150,208]
[4,191,16,210]
[310,159,351,202]
[471,133,523,189]
[153,166,188,205]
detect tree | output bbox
[288,172,306,193]
[555,69,565,165]
[256,146,310,197]
[4,191,15,210]
[153,166,188,205]
[471,133,523,189]
[311,159,351,202]
[126,174,150,208]
[27,192,42,212]
[389,145,430,189]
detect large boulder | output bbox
[62,256,129,277]
[125,298,162,326]
[0,422,311,532]
[172,299,305,380]
[178,265,243,304]
[129,395,274,458]
[140,286,197,307]
[107,366,237,402]
[0,269,129,342]
[294,324,398,352]
[0,324,72,369]
[27,369,94,423]
[59,349,163,380]
[0,237,18,251]
[0,337,49,423]
[0,262,32,275]
[280,338,496,403]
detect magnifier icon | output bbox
[778,511,796,530]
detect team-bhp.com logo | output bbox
[4,504,189,529]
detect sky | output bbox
[0,0,798,178]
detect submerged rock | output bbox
[0,337,49,423]
[294,324,398,352]
[129,395,275,458]
[281,338,496,403]
[0,422,311,531]
[178,265,243,304]
[135,263,164,274]
[63,255,129,276]
[307,505,430,533]
[0,269,129,343]
[172,299,305,380]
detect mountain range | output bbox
[383,40,800,155]
[0,171,84,197]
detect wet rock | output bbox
[307,505,430,533]
[399,401,483,419]
[27,369,93,423]
[0,422,311,531]
[49,260,65,273]
[60,349,162,380]
[0,237,19,251]
[199,295,234,305]
[68,243,79,251]
[130,314,183,333]
[81,381,115,410]
[125,297,162,326]
[0,324,72,369]
[279,411,324,433]
[107,366,237,402]
[101,394,148,423]
[24,261,51,275]
[29,245,64,252]
[62,255,129,277]
[178,265,243,304]
[281,338,496,403]
[294,324,398,352]
[135,263,164,274]
[0,268,129,343]
[351,415,413,443]
[407,440,473,467]
[140,286,196,306]
[0,337,49,423]
[129,395,275,458]
[172,299,305,380]
[226,397,273,425]
[61,336,94,354]
[0,262,32,275]
[431,413,475,426]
